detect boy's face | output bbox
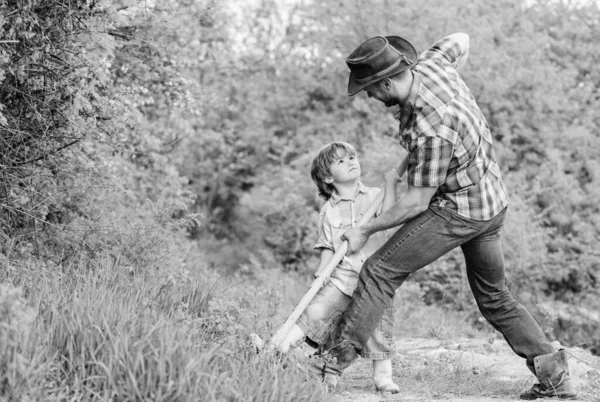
[326,151,361,185]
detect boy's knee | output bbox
[303,304,325,322]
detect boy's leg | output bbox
[297,281,351,346]
[296,281,353,390]
[372,359,399,393]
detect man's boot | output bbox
[520,349,577,400]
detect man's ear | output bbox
[381,78,392,91]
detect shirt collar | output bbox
[394,71,421,130]
[329,181,368,205]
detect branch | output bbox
[0,202,97,256]
[13,139,80,167]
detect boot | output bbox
[520,349,577,400]
[373,359,399,393]
[309,340,358,391]
[323,373,340,393]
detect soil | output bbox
[327,338,600,402]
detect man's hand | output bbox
[384,168,402,184]
[341,226,370,254]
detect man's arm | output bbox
[420,32,470,71]
[342,184,437,253]
[381,155,407,212]
[448,33,469,71]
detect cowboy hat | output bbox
[346,36,417,96]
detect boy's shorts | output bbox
[297,281,396,360]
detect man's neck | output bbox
[333,180,359,200]
[395,70,414,107]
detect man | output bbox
[311,33,577,400]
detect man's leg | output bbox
[460,209,576,399]
[460,210,554,367]
[317,207,481,374]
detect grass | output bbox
[4,248,597,401]
[0,252,326,401]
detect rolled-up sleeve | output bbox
[407,136,453,188]
[420,36,463,66]
[314,209,334,251]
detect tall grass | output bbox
[0,253,325,401]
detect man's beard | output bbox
[383,92,395,107]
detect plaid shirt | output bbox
[314,182,389,296]
[395,35,509,220]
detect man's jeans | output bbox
[298,281,396,360]
[326,205,554,372]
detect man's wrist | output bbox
[361,223,374,236]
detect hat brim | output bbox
[347,36,417,96]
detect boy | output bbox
[280,141,403,393]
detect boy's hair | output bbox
[311,141,358,200]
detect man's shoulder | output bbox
[414,60,455,99]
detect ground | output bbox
[325,338,600,402]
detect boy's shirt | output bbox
[314,182,389,296]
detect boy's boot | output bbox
[519,349,577,400]
[323,373,340,393]
[373,359,400,393]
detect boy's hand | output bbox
[341,226,369,254]
[313,270,330,285]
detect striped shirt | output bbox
[314,182,389,296]
[395,35,509,220]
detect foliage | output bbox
[1,0,600,397]
[1,1,115,259]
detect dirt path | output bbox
[329,338,600,402]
